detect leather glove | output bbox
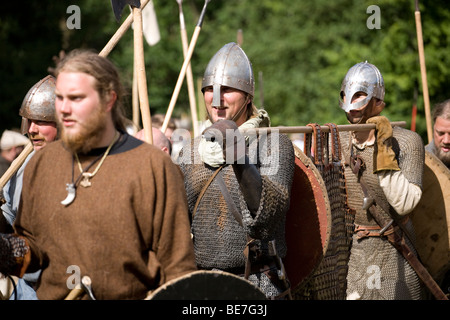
[0,233,29,277]
[366,116,400,173]
[202,120,246,164]
[204,120,262,216]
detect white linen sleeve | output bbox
[377,170,422,215]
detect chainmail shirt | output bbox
[177,125,295,298]
[340,126,424,299]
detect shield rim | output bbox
[283,144,332,291]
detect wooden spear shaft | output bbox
[161,0,210,134]
[99,0,151,58]
[0,142,33,190]
[177,0,199,137]
[133,5,153,144]
[132,55,140,129]
[414,0,433,143]
[240,121,406,134]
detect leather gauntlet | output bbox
[366,116,400,173]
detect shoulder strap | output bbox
[192,165,224,221]
[215,170,257,281]
[216,171,244,227]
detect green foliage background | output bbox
[1,0,449,144]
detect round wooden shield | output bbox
[283,144,332,291]
[147,270,266,300]
[410,151,450,281]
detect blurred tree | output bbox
[0,2,67,131]
[0,0,448,144]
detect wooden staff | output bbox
[177,0,199,137]
[133,5,153,144]
[414,0,432,143]
[240,121,406,134]
[161,0,211,134]
[99,0,151,58]
[132,55,140,129]
[0,142,33,190]
[64,283,84,300]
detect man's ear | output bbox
[105,91,117,112]
[161,146,169,155]
[374,99,385,114]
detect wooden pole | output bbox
[99,0,151,58]
[177,0,199,137]
[132,56,140,130]
[0,142,33,190]
[240,121,406,134]
[64,283,84,300]
[161,0,210,134]
[133,5,153,144]
[414,1,433,143]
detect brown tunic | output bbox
[14,133,197,299]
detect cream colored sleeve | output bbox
[378,170,422,215]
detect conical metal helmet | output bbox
[339,61,384,113]
[19,75,56,122]
[201,42,254,107]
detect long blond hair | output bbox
[55,49,127,131]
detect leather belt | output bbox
[354,222,394,239]
[354,216,409,240]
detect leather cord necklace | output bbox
[61,131,120,206]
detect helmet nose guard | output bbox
[202,42,254,107]
[339,61,384,113]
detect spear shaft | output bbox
[99,0,151,58]
[414,0,432,143]
[177,0,199,137]
[240,121,406,134]
[162,0,211,134]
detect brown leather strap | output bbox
[350,158,448,300]
[385,226,449,300]
[215,170,292,299]
[305,123,324,165]
[216,170,244,227]
[192,165,224,221]
[215,172,253,280]
[354,223,395,240]
[325,123,342,163]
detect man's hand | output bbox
[203,120,246,164]
[367,116,400,172]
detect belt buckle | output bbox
[378,219,394,236]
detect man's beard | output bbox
[59,105,107,154]
[437,147,450,167]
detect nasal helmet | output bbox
[339,61,384,113]
[201,42,254,107]
[19,75,56,134]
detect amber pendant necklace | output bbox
[61,132,120,206]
